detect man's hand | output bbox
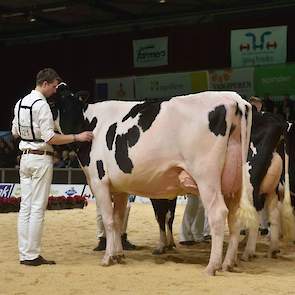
[76,131,93,142]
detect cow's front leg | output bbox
[112,193,128,261]
[223,194,241,272]
[92,180,118,266]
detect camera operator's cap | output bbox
[249,96,262,103]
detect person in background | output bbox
[179,195,210,245]
[11,68,93,266]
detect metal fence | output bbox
[0,168,86,184]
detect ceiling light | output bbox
[42,6,67,13]
[159,0,166,3]
[1,12,25,18]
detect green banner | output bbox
[254,64,295,96]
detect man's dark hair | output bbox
[36,68,62,86]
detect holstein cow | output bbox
[277,122,295,240]
[241,108,292,260]
[151,108,292,260]
[53,85,257,275]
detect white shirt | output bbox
[11,90,56,152]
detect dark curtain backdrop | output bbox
[1,8,294,130]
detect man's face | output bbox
[42,79,60,98]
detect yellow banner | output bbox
[191,71,209,92]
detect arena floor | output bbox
[1,202,295,295]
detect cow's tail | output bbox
[280,128,295,241]
[236,100,259,229]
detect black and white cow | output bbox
[150,108,292,260]
[241,108,290,260]
[54,85,257,276]
[277,122,295,240]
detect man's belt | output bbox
[22,149,54,156]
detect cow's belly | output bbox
[221,138,242,195]
[109,167,198,199]
[259,152,282,194]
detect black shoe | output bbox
[179,240,195,245]
[93,237,106,251]
[203,235,211,242]
[20,255,56,266]
[259,228,269,236]
[121,233,137,250]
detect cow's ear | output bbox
[75,90,90,103]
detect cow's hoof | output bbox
[269,249,280,258]
[113,254,125,264]
[152,248,166,255]
[204,266,216,276]
[222,263,234,272]
[101,255,115,266]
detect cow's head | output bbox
[52,82,89,135]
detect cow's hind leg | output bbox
[166,198,177,251]
[266,193,280,258]
[151,199,169,255]
[241,226,259,261]
[198,182,228,276]
[223,193,241,272]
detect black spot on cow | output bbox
[106,123,117,150]
[208,105,227,136]
[88,117,98,131]
[96,160,105,180]
[122,101,162,132]
[76,117,98,167]
[115,134,134,173]
[126,125,140,147]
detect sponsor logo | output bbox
[65,187,77,197]
[0,184,14,197]
[240,31,276,52]
[136,46,166,64]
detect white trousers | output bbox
[179,196,209,242]
[18,154,53,261]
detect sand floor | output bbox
[1,202,295,295]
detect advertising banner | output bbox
[231,26,287,67]
[209,67,254,98]
[191,71,209,93]
[254,64,295,96]
[135,71,208,99]
[95,76,135,100]
[0,184,14,197]
[4,184,93,199]
[133,37,168,68]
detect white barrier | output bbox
[0,183,188,205]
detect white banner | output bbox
[95,76,135,100]
[133,37,168,68]
[1,183,188,204]
[4,184,93,199]
[209,67,254,99]
[231,26,287,67]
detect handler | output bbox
[12,68,93,266]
